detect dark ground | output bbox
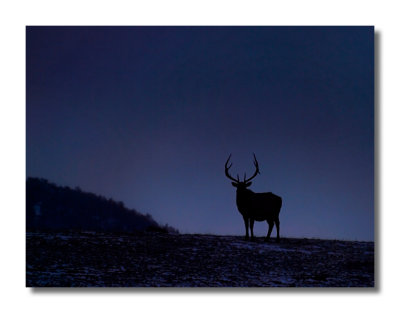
[26,231,374,287]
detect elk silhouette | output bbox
[225,154,282,242]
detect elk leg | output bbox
[265,220,274,242]
[250,218,255,241]
[243,217,249,241]
[275,217,280,242]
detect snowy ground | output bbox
[26,231,374,287]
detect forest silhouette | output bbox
[26,178,178,233]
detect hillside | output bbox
[26,231,374,287]
[26,178,177,233]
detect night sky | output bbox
[26,26,374,241]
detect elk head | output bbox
[224,153,260,189]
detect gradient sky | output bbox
[26,26,374,241]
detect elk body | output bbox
[225,154,282,242]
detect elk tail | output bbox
[277,197,282,212]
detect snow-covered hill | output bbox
[26,231,374,287]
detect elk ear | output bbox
[232,182,239,187]
[245,182,252,187]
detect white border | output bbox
[1,1,399,313]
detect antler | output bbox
[225,154,240,182]
[244,153,260,183]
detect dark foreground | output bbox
[26,231,374,287]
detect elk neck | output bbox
[235,187,254,207]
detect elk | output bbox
[225,154,282,242]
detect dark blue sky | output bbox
[26,26,374,240]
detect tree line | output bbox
[26,177,178,234]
